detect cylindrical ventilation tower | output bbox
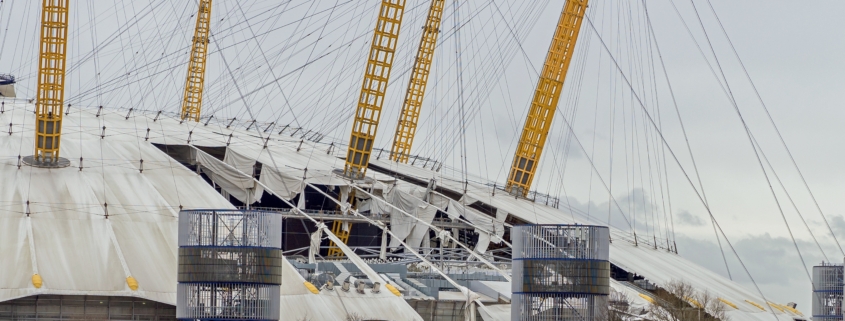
[177,210,282,321]
[511,224,610,321]
[812,262,843,321]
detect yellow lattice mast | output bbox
[506,0,588,197]
[180,0,212,122]
[389,0,445,163]
[343,0,406,179]
[330,0,406,257]
[32,0,70,166]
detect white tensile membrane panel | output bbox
[369,159,803,321]
[0,102,422,321]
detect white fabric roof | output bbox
[280,256,422,321]
[0,101,801,320]
[369,159,805,321]
[0,103,421,320]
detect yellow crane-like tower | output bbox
[330,0,406,257]
[32,0,70,166]
[506,0,589,197]
[389,0,445,163]
[180,0,213,122]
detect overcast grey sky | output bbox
[1,0,843,312]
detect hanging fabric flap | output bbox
[491,209,508,243]
[257,162,302,200]
[308,228,323,264]
[387,189,417,248]
[195,148,258,203]
[406,203,438,250]
[475,232,491,254]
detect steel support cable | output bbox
[583,2,609,223]
[625,2,661,246]
[198,30,373,118]
[336,0,427,143]
[510,106,640,237]
[66,1,160,75]
[464,2,515,184]
[541,10,598,225]
[375,0,508,161]
[452,0,469,191]
[751,131,830,262]
[342,184,511,282]
[7,2,33,80]
[125,0,186,113]
[0,0,15,62]
[638,2,674,250]
[304,2,378,138]
[686,0,814,290]
[413,3,640,237]
[486,1,547,180]
[630,6,666,248]
[207,26,372,115]
[117,0,148,192]
[442,5,568,175]
[407,0,540,162]
[583,15,780,320]
[546,0,598,204]
[225,0,313,132]
[206,21,291,183]
[188,147,477,299]
[304,1,536,158]
[466,1,494,190]
[701,0,844,256]
[454,13,584,224]
[361,0,503,150]
[239,0,336,129]
[65,1,355,104]
[641,0,729,270]
[619,1,651,245]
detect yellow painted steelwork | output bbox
[505,0,588,196]
[684,296,703,308]
[32,274,43,289]
[333,0,405,253]
[390,0,445,163]
[767,302,785,313]
[327,219,351,257]
[783,304,803,316]
[385,283,401,296]
[304,281,319,294]
[126,276,138,291]
[344,0,406,179]
[34,0,70,163]
[718,298,738,309]
[745,300,766,311]
[180,0,212,122]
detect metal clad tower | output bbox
[512,225,610,321]
[812,262,843,321]
[177,210,282,321]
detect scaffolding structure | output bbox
[511,225,610,321]
[813,262,843,321]
[176,210,282,321]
